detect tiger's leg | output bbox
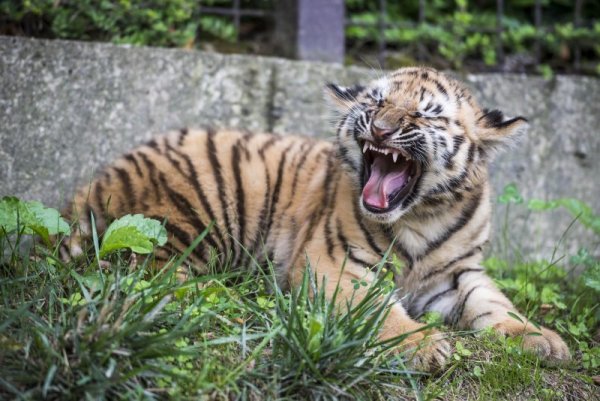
[415,266,570,361]
[289,260,451,371]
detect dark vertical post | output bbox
[574,0,583,72]
[273,0,345,64]
[417,0,425,62]
[377,0,387,68]
[534,0,542,65]
[496,0,504,67]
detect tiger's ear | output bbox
[476,109,529,153]
[324,83,365,111]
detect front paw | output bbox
[493,319,570,361]
[404,329,452,372]
[382,325,451,372]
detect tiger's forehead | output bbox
[369,68,470,117]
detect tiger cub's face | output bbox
[327,67,527,224]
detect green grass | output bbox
[1,200,599,400]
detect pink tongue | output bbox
[362,156,409,209]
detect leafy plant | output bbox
[0,0,237,48]
[99,213,167,257]
[0,196,70,245]
[345,0,600,75]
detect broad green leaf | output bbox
[0,196,70,244]
[100,214,167,258]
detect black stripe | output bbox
[336,218,371,266]
[418,189,483,259]
[422,245,482,281]
[412,267,483,317]
[399,167,425,211]
[94,181,106,216]
[95,181,108,224]
[165,222,207,264]
[442,135,465,169]
[324,211,335,259]
[248,146,273,258]
[114,167,135,209]
[352,200,383,255]
[421,287,455,312]
[265,144,293,236]
[290,142,311,197]
[258,135,280,158]
[167,144,226,252]
[147,215,206,263]
[337,112,352,137]
[158,172,219,251]
[206,129,234,255]
[138,152,162,202]
[425,167,470,197]
[337,145,359,173]
[451,268,484,288]
[380,224,414,270]
[468,311,492,327]
[322,153,340,260]
[450,285,480,325]
[163,143,186,177]
[231,140,246,267]
[146,139,161,153]
[178,128,189,147]
[467,142,476,163]
[124,153,143,177]
[433,80,449,99]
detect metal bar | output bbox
[496,0,504,66]
[377,0,386,68]
[574,0,584,71]
[346,20,496,34]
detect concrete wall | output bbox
[1,36,599,258]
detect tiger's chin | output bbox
[358,140,423,223]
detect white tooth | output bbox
[392,152,398,163]
[363,143,368,153]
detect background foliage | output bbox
[1,0,599,75]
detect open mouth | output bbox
[360,141,422,213]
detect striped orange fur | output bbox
[63,67,569,371]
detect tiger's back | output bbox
[65,128,336,275]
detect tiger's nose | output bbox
[371,123,397,142]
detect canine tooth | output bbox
[363,143,368,153]
[392,152,399,163]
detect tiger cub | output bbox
[63,66,569,371]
